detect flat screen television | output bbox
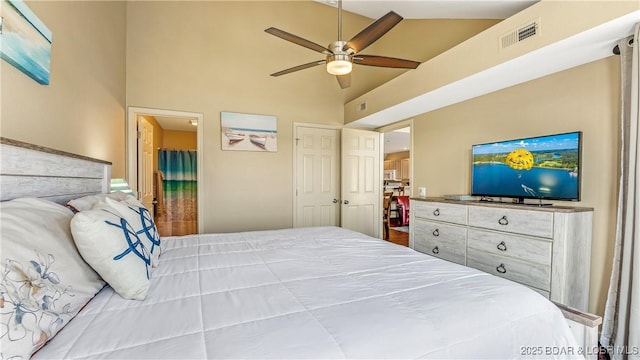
[471,131,582,203]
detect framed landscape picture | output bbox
[0,0,52,85]
[221,111,277,152]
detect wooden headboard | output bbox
[0,137,112,204]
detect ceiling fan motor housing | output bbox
[326,41,353,75]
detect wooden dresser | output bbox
[409,198,593,311]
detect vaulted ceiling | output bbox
[320,0,538,20]
[264,1,544,103]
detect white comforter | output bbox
[35,226,579,359]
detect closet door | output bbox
[294,126,340,227]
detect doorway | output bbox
[126,107,204,235]
[381,123,412,246]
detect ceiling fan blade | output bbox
[265,27,330,54]
[336,74,351,89]
[343,11,403,54]
[270,60,326,77]
[354,55,420,69]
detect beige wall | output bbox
[412,57,620,315]
[126,1,494,233]
[126,1,347,233]
[163,130,197,150]
[1,1,127,177]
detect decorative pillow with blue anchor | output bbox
[105,197,161,267]
[71,205,152,300]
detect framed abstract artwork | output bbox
[0,0,52,85]
[221,111,277,152]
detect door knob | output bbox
[333,198,339,204]
[343,200,349,205]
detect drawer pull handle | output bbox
[432,229,440,237]
[496,264,507,274]
[433,208,440,216]
[496,241,507,251]
[498,216,509,226]
[432,246,440,254]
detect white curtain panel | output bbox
[601,26,640,359]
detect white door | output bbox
[138,116,155,217]
[341,128,381,237]
[294,126,340,227]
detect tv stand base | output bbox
[478,197,553,207]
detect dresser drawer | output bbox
[413,220,466,265]
[414,238,466,265]
[413,201,467,225]
[467,229,552,266]
[467,248,551,291]
[468,206,554,238]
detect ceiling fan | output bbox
[265,0,421,89]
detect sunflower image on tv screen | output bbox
[505,148,534,171]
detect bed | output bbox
[0,138,596,359]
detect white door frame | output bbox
[126,106,204,234]
[292,122,343,227]
[377,119,414,239]
[377,118,414,195]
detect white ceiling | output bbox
[384,127,411,155]
[319,0,538,19]
[155,116,198,132]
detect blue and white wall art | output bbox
[0,0,52,85]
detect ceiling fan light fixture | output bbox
[327,60,352,75]
[326,54,352,75]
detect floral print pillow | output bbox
[1,253,73,354]
[0,198,105,359]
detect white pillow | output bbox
[66,191,130,212]
[70,206,152,300]
[0,198,105,360]
[105,197,161,267]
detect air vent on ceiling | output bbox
[359,102,367,112]
[501,19,540,50]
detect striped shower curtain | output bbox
[157,149,197,236]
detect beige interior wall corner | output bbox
[126,1,349,233]
[1,1,127,177]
